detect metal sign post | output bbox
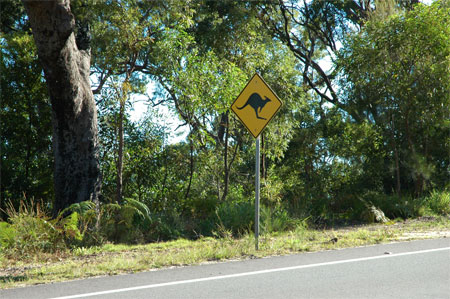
[255,136,260,250]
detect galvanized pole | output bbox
[255,136,260,250]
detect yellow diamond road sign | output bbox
[231,73,282,138]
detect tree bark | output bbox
[184,139,194,201]
[391,114,401,196]
[116,99,124,205]
[221,112,229,201]
[22,0,101,216]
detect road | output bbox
[1,238,449,299]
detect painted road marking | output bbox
[50,246,450,299]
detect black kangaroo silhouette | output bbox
[237,93,271,120]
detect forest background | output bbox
[1,0,449,252]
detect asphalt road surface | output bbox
[2,238,449,299]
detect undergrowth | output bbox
[0,200,81,259]
[1,215,449,289]
[0,190,448,263]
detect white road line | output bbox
[49,246,450,299]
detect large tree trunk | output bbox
[22,0,101,216]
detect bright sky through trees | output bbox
[130,82,189,144]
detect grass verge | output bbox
[1,216,449,289]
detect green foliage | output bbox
[62,212,83,241]
[99,198,153,243]
[144,212,184,241]
[1,27,53,208]
[361,192,426,220]
[260,205,297,234]
[59,201,100,246]
[215,200,254,236]
[338,1,450,195]
[122,198,152,223]
[61,198,183,244]
[3,0,449,251]
[425,190,450,215]
[61,200,97,216]
[0,200,83,258]
[4,201,62,257]
[0,222,16,250]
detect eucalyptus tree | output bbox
[260,0,425,119]
[20,0,101,215]
[338,1,450,196]
[255,0,444,219]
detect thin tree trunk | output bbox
[116,99,124,204]
[394,145,401,196]
[391,115,401,196]
[391,114,401,196]
[404,112,423,196]
[25,93,32,185]
[221,112,229,201]
[185,139,194,201]
[23,0,101,216]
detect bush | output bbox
[56,199,186,244]
[0,222,16,250]
[425,190,450,215]
[215,200,253,236]
[260,205,298,233]
[0,199,82,258]
[60,201,103,246]
[142,211,184,241]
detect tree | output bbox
[146,1,306,203]
[260,0,424,120]
[22,0,101,215]
[85,0,167,204]
[337,1,450,196]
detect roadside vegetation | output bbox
[1,0,449,290]
[1,193,449,289]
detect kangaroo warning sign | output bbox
[231,73,282,138]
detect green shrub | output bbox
[142,211,184,241]
[425,190,450,215]
[10,213,63,256]
[0,221,16,250]
[60,201,102,246]
[187,196,218,219]
[99,198,152,243]
[261,205,297,233]
[0,199,86,258]
[58,198,184,244]
[215,200,253,236]
[1,200,65,258]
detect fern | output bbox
[60,201,96,216]
[123,198,152,222]
[62,212,83,241]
